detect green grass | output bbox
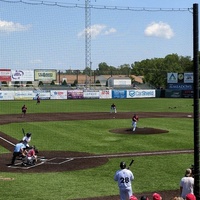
[0,98,194,114]
[0,98,196,199]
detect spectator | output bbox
[114,161,134,200]
[180,168,194,198]
[140,196,149,200]
[152,193,162,200]
[186,193,196,200]
[130,195,138,200]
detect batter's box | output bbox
[45,157,74,165]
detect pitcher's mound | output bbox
[110,127,168,135]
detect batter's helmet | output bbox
[26,132,31,137]
[120,161,126,169]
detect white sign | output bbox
[83,91,99,99]
[11,70,34,81]
[184,73,193,83]
[50,90,67,99]
[14,91,34,100]
[0,91,14,100]
[99,90,112,99]
[127,90,155,98]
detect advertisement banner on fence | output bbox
[112,90,127,98]
[99,90,112,99]
[67,90,83,99]
[11,70,34,81]
[83,91,99,99]
[14,91,33,100]
[34,69,57,81]
[167,83,193,90]
[0,69,11,81]
[0,91,14,100]
[33,90,51,100]
[127,90,155,98]
[50,90,67,99]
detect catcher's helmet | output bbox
[120,161,126,169]
[26,132,31,137]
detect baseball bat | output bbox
[22,128,25,136]
[127,159,134,169]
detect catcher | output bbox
[22,146,39,166]
[132,114,139,131]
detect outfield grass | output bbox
[0,98,195,199]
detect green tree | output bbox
[62,80,67,86]
[131,54,193,88]
[38,81,43,86]
[50,80,55,85]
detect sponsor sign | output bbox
[167,83,193,90]
[67,90,83,99]
[99,90,112,99]
[14,91,34,100]
[112,90,127,98]
[184,73,193,83]
[83,91,99,99]
[182,90,193,98]
[127,90,155,98]
[33,90,50,100]
[50,90,67,99]
[34,69,57,81]
[11,70,34,81]
[167,73,178,83]
[0,69,11,81]
[167,72,193,84]
[0,91,14,100]
[165,90,182,98]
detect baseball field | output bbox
[0,98,194,200]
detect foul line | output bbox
[0,136,15,146]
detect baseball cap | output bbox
[185,168,192,177]
[186,193,196,200]
[130,195,138,200]
[153,193,161,200]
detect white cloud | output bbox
[0,20,31,33]
[104,28,117,35]
[144,21,174,39]
[78,24,116,39]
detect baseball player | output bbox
[21,104,27,117]
[110,103,117,113]
[36,95,40,104]
[22,132,32,148]
[22,146,38,166]
[114,161,134,200]
[132,114,139,131]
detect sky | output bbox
[0,0,198,71]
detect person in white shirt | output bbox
[180,168,194,198]
[114,161,134,200]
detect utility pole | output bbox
[85,0,91,88]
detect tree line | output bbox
[64,53,199,88]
